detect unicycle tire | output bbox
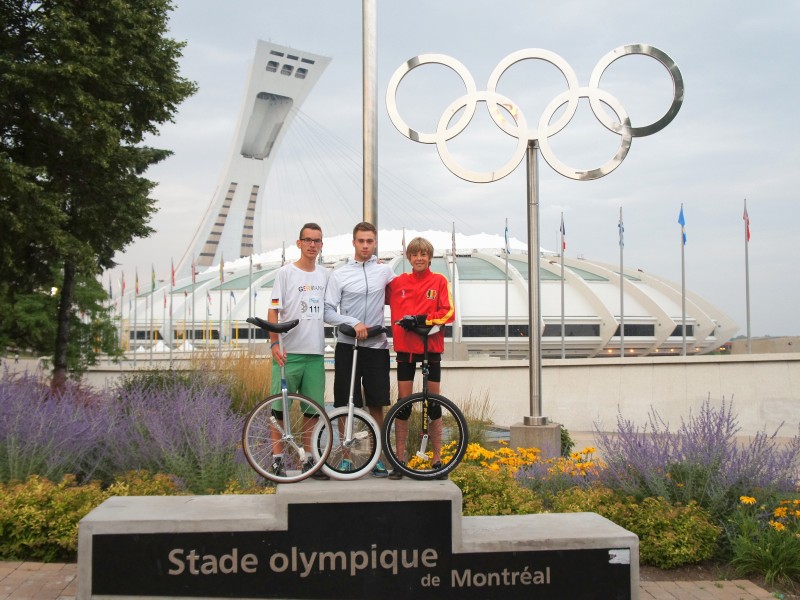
[382,393,468,480]
[243,393,332,484]
[313,407,381,480]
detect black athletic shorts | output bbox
[333,343,390,408]
[395,352,442,382]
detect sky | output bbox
[112,0,800,338]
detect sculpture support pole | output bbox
[525,141,547,425]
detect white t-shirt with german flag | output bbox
[270,263,329,355]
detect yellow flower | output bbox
[739,496,757,505]
[768,520,786,532]
[773,506,788,519]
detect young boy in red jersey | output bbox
[386,237,455,479]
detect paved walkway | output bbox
[0,561,779,600]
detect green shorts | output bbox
[270,354,326,412]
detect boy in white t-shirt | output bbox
[267,223,329,479]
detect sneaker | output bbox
[338,458,354,472]
[372,460,389,478]
[303,458,329,480]
[388,462,403,480]
[271,457,286,477]
[431,461,448,480]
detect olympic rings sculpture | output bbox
[386,44,684,182]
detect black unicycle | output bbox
[382,317,468,480]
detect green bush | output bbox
[450,464,544,516]
[0,471,196,562]
[0,475,106,561]
[551,486,721,568]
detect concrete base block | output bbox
[509,421,562,457]
[78,479,638,600]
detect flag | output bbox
[191,257,196,284]
[121,272,126,296]
[743,204,751,242]
[164,290,167,308]
[206,290,212,305]
[559,215,566,251]
[618,210,624,248]
[504,224,510,255]
[151,265,156,292]
[678,206,687,245]
[107,276,113,300]
[229,291,236,302]
[171,258,176,287]
[281,243,285,267]
[220,254,225,283]
[135,269,140,295]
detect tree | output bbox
[0,0,196,386]
[0,269,121,371]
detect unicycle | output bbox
[313,324,384,480]
[382,318,468,480]
[242,317,333,484]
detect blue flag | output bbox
[678,206,687,245]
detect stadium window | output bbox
[542,324,600,337]
[280,64,294,76]
[295,68,308,79]
[671,324,694,336]
[612,324,655,336]
[266,61,278,73]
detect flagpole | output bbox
[504,218,509,360]
[619,207,625,357]
[744,198,751,354]
[169,259,174,367]
[402,227,407,273]
[451,222,457,360]
[191,256,196,351]
[218,255,224,360]
[679,203,687,356]
[161,289,166,358]
[133,269,138,369]
[149,266,154,365]
[119,273,126,355]
[145,288,151,366]
[248,254,253,351]
[560,212,565,360]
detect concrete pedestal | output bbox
[509,421,562,457]
[78,479,638,599]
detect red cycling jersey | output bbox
[387,268,455,355]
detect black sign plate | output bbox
[91,501,630,599]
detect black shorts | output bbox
[396,352,442,382]
[333,343,390,408]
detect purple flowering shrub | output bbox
[595,397,800,521]
[0,368,251,493]
[107,372,249,493]
[0,369,112,484]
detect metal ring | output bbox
[588,44,684,137]
[485,48,581,140]
[537,87,632,181]
[386,53,477,144]
[434,90,529,183]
